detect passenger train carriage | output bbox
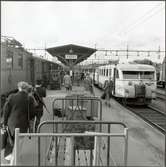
[93,63,157,105]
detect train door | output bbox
[96,69,99,84]
[113,67,116,95]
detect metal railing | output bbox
[14,121,128,166]
[38,121,127,166]
[52,96,102,121]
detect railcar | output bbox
[0,37,61,94]
[93,63,157,105]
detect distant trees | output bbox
[131,59,162,73]
[132,59,153,65]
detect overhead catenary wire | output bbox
[116,3,164,36]
[121,5,165,35]
[115,3,162,35]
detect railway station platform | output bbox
[1,86,165,166]
[155,88,166,95]
[151,88,166,114]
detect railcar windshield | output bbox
[122,71,155,80]
[123,71,139,79]
[140,71,154,80]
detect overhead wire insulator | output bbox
[158,46,160,59]
[126,45,129,59]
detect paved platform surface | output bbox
[1,86,165,166]
[94,87,165,167]
[155,88,166,95]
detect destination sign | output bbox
[65,54,77,59]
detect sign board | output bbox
[65,54,77,59]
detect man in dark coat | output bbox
[2,81,35,164]
[33,79,46,132]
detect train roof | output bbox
[98,63,155,71]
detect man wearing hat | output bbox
[2,81,35,165]
[33,79,46,132]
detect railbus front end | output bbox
[113,64,156,105]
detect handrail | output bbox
[17,132,126,137]
[38,120,127,133]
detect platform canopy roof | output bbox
[46,44,96,66]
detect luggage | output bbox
[53,107,63,117]
[0,127,8,150]
[101,92,106,99]
[0,126,14,150]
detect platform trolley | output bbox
[13,93,128,166]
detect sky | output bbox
[1,1,165,64]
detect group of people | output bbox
[1,80,46,165]
[1,71,113,165]
[63,71,94,95]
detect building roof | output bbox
[46,44,96,66]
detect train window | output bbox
[109,69,112,76]
[106,69,108,76]
[116,70,119,78]
[6,50,13,69]
[123,71,139,79]
[140,71,154,80]
[18,53,23,69]
[42,62,45,72]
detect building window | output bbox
[6,50,13,69]
[18,53,23,69]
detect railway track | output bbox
[93,85,166,133]
[156,91,166,100]
[125,105,166,134]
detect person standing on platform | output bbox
[80,72,85,81]
[84,73,94,95]
[2,81,35,165]
[75,72,80,86]
[33,79,46,132]
[104,78,113,107]
[63,72,72,91]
